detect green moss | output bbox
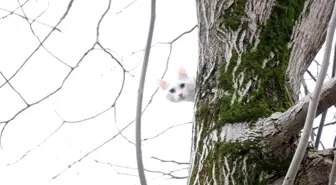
[190,0,306,184]
[192,140,293,184]
[195,103,213,136]
[217,0,304,124]
[221,0,246,30]
[190,103,215,183]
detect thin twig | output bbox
[0,0,74,89]
[151,156,189,165]
[282,2,336,184]
[306,69,317,81]
[0,72,28,106]
[116,0,138,14]
[145,167,188,179]
[0,7,61,32]
[7,121,65,165]
[0,0,30,19]
[51,117,134,180]
[135,0,156,185]
[93,159,188,179]
[0,0,76,148]
[114,103,136,145]
[16,0,70,69]
[130,25,197,56]
[314,111,327,149]
[143,122,192,141]
[310,131,325,150]
[313,121,336,130]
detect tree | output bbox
[188,0,336,184]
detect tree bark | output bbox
[189,0,336,184]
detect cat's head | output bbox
[157,66,194,103]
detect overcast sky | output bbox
[0,0,335,185]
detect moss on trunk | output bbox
[218,0,306,124]
[190,0,308,184]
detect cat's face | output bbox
[160,80,193,102]
[157,66,195,103]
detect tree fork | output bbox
[189,0,335,184]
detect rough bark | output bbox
[189,0,336,184]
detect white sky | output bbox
[0,0,335,185]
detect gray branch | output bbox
[135,0,156,185]
[264,74,336,151]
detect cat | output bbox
[157,66,195,103]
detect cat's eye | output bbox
[169,88,175,93]
[180,83,185,89]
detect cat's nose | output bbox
[178,93,183,97]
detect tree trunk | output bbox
[188,0,336,184]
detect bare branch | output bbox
[0,0,29,19]
[150,156,189,165]
[143,122,192,141]
[95,0,132,75]
[0,2,79,148]
[47,70,173,180]
[305,69,317,81]
[315,111,328,149]
[0,7,61,32]
[7,121,65,165]
[310,131,325,150]
[116,0,138,14]
[0,46,95,148]
[51,117,135,180]
[262,78,336,151]
[0,0,75,89]
[131,25,197,56]
[145,167,188,180]
[16,0,70,68]
[135,0,156,184]
[113,103,136,145]
[93,159,188,179]
[97,43,133,76]
[313,121,336,130]
[56,67,126,125]
[314,59,322,66]
[93,160,139,177]
[0,72,28,106]
[0,0,131,148]
[158,25,198,44]
[283,2,336,183]
[77,35,174,143]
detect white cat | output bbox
[157,66,195,103]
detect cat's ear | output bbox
[178,66,188,79]
[157,79,168,89]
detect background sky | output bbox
[0,0,335,185]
